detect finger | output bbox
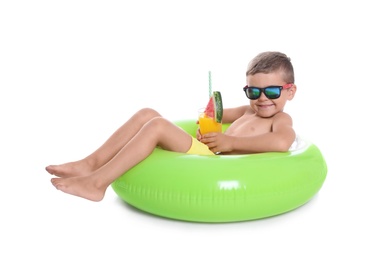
[200,137,211,144]
[206,142,217,149]
[202,133,216,138]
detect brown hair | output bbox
[246,51,295,83]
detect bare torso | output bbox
[224,109,274,137]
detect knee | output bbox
[144,117,170,134]
[136,108,161,121]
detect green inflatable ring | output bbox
[111,119,327,223]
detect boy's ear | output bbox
[288,84,297,100]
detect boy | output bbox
[46,51,297,201]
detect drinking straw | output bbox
[208,71,212,98]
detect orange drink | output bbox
[199,90,223,135]
[199,112,222,134]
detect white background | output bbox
[1,0,376,259]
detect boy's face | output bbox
[246,71,296,118]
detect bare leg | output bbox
[51,117,193,201]
[46,108,162,177]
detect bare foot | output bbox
[51,176,106,202]
[46,160,92,178]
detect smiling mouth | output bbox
[257,104,273,108]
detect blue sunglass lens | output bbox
[250,88,261,99]
[264,87,280,99]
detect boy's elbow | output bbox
[273,131,296,152]
[275,139,293,152]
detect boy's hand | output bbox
[200,132,231,154]
[196,120,202,140]
[196,128,202,141]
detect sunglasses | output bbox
[243,83,293,100]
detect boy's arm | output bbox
[228,112,296,153]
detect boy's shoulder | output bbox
[274,111,292,118]
[271,111,293,124]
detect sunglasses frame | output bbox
[243,83,293,100]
